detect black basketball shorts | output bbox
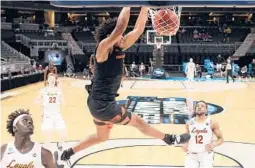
[87,96,122,121]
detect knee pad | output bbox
[93,120,106,126]
[93,120,113,129]
[117,111,132,125]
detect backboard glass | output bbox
[146,30,171,46]
[51,0,255,8]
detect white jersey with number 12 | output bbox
[188,117,213,153]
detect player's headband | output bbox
[13,114,30,127]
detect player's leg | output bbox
[88,101,190,144]
[200,152,214,168]
[72,124,111,153]
[69,95,113,154]
[226,70,230,83]
[228,70,233,82]
[61,97,190,162]
[230,71,235,82]
[187,71,190,81]
[188,71,193,82]
[71,97,114,153]
[117,106,190,144]
[191,71,195,82]
[119,107,164,139]
[185,153,199,168]
[51,114,68,165]
[54,114,68,150]
[60,122,111,161]
[89,107,165,140]
[41,115,54,149]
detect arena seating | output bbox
[20,31,63,40]
[232,33,255,60]
[72,30,95,43]
[1,29,15,41]
[75,27,250,44]
[1,22,12,30]
[19,23,40,31]
[1,41,30,62]
[177,27,250,43]
[247,43,255,56]
[1,20,252,67]
[74,26,252,65]
[62,33,84,55]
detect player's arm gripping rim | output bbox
[96,7,131,63]
[41,147,56,168]
[122,7,149,51]
[206,119,224,152]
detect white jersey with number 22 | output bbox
[42,87,62,115]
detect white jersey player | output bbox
[183,101,224,168]
[186,58,196,81]
[0,109,55,168]
[36,73,67,150]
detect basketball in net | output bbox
[152,9,180,36]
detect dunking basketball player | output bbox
[0,109,55,168]
[44,61,57,86]
[61,7,190,161]
[182,101,224,168]
[36,73,67,150]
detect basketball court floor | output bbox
[1,77,255,168]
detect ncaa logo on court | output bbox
[117,96,224,124]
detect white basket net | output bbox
[149,7,182,36]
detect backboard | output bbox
[51,0,255,8]
[146,30,171,47]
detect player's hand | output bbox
[205,143,215,152]
[61,148,75,161]
[182,143,188,152]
